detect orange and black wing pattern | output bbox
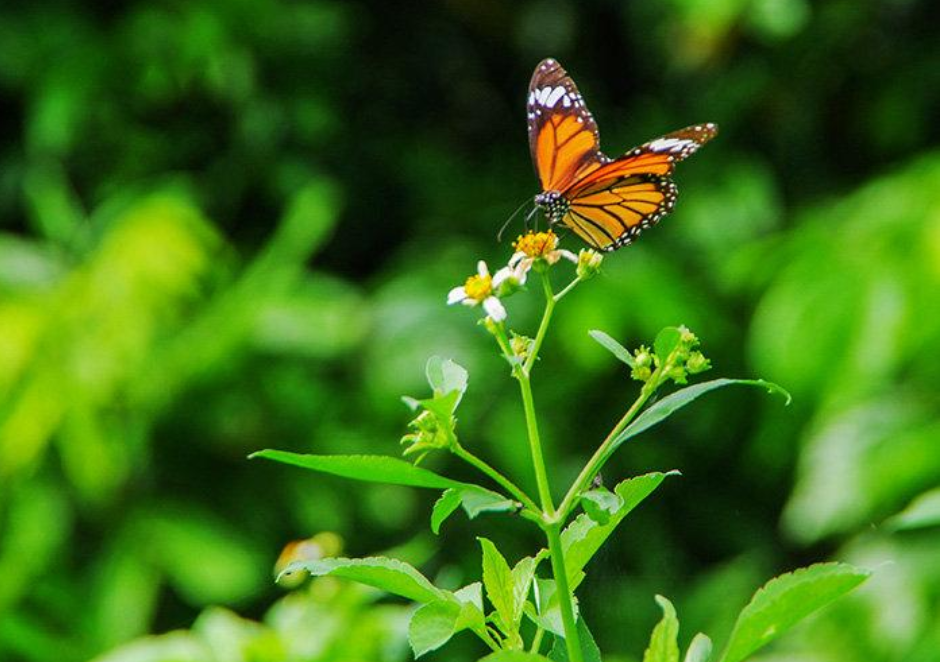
[527,58,717,252]
[562,124,717,250]
[527,59,607,193]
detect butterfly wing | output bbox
[527,59,608,193]
[560,123,718,251]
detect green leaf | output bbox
[684,634,713,662]
[479,537,517,636]
[579,486,623,525]
[409,600,462,657]
[431,489,463,534]
[416,390,461,421]
[547,617,603,662]
[478,653,551,662]
[278,556,447,604]
[426,356,468,403]
[562,472,679,588]
[588,330,636,367]
[611,379,790,453]
[719,562,871,662]
[250,451,466,490]
[431,486,517,534]
[885,487,940,530]
[453,582,487,632]
[510,556,537,625]
[643,595,680,662]
[654,327,683,363]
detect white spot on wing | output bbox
[648,137,697,154]
[545,86,566,107]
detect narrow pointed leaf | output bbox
[251,451,466,490]
[431,486,517,534]
[720,562,870,662]
[643,595,679,662]
[589,330,636,367]
[611,379,790,453]
[562,472,679,588]
[479,537,516,635]
[431,489,463,534]
[278,556,446,604]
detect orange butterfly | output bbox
[528,58,717,251]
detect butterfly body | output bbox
[527,58,716,251]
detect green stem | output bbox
[556,375,659,520]
[546,522,582,662]
[517,373,554,513]
[523,271,557,374]
[452,442,540,514]
[530,626,545,654]
[553,276,581,303]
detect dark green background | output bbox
[0,1,936,661]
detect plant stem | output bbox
[517,372,554,513]
[556,374,659,520]
[546,522,582,662]
[452,442,540,514]
[523,271,557,373]
[530,626,545,653]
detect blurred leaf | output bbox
[642,595,680,662]
[719,562,871,662]
[612,379,790,453]
[425,355,469,401]
[885,488,940,531]
[684,633,713,662]
[653,327,683,364]
[588,330,636,367]
[479,653,551,662]
[280,555,447,603]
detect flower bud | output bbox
[686,351,711,374]
[576,249,604,280]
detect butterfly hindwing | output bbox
[561,123,717,251]
[527,58,607,193]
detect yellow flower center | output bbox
[514,230,559,258]
[463,273,493,301]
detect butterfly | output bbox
[528,58,717,251]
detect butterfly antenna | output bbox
[523,205,539,233]
[496,198,534,243]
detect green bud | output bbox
[633,345,653,368]
[666,365,688,385]
[576,249,604,281]
[678,325,699,348]
[510,333,534,362]
[631,365,652,382]
[686,351,711,374]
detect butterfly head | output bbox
[534,190,569,224]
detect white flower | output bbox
[446,260,507,322]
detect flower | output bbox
[447,260,507,322]
[576,248,604,280]
[509,230,577,276]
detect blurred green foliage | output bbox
[0,1,936,661]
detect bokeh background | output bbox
[0,1,937,661]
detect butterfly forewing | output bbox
[527,59,607,192]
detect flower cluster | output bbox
[447,230,602,323]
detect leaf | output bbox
[510,556,537,625]
[643,595,680,662]
[479,537,516,635]
[562,472,679,588]
[478,653,551,662]
[719,562,870,662]
[416,390,461,421]
[278,556,447,604]
[431,486,517,534]
[611,379,790,453]
[579,486,623,525]
[250,451,466,490]
[588,330,636,367]
[684,634,713,662]
[409,600,462,657]
[426,356,468,404]
[547,617,603,662]
[654,327,683,363]
[885,487,940,530]
[431,489,463,534]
